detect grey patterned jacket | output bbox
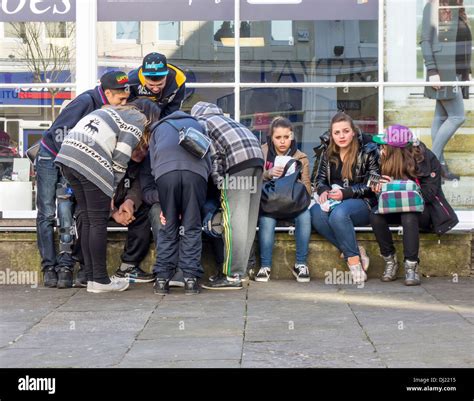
[55,106,146,198]
[191,102,264,185]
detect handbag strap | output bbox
[278,158,302,179]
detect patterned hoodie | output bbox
[55,106,146,198]
[190,102,264,185]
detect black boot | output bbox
[43,267,58,288]
[153,278,170,295]
[57,267,73,289]
[74,265,87,288]
[440,163,460,181]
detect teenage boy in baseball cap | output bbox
[128,52,187,117]
[37,71,131,289]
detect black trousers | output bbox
[153,171,207,279]
[61,166,111,284]
[370,209,431,262]
[121,203,152,265]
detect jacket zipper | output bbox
[435,195,450,216]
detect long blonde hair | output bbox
[327,112,360,181]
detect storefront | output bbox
[0,0,473,223]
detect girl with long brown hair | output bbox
[370,125,457,285]
[311,112,379,284]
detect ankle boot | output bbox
[440,163,460,181]
[404,260,421,286]
[381,254,398,282]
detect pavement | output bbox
[0,277,473,368]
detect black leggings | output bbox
[369,209,431,262]
[61,166,111,284]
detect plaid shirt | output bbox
[191,102,264,184]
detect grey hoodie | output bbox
[149,110,211,181]
[191,102,264,184]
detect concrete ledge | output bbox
[0,232,471,283]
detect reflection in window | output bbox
[4,22,26,39]
[213,20,252,43]
[116,21,140,42]
[158,21,180,43]
[271,21,293,45]
[45,22,68,39]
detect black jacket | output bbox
[414,144,458,234]
[128,64,186,118]
[314,131,379,206]
[41,86,107,155]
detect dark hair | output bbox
[145,75,166,82]
[380,144,425,179]
[269,116,293,138]
[327,112,360,181]
[128,98,161,124]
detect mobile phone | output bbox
[367,173,381,187]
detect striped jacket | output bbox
[55,107,146,198]
[190,102,264,185]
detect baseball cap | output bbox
[142,52,169,77]
[100,71,130,91]
[372,124,417,148]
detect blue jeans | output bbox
[258,209,311,267]
[310,199,370,259]
[431,87,466,164]
[35,146,74,271]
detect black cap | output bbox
[142,52,168,77]
[100,71,130,91]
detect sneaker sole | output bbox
[115,274,155,283]
[169,281,185,288]
[254,277,270,282]
[87,283,130,293]
[201,285,243,290]
[290,270,310,283]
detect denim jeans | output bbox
[35,146,74,271]
[310,199,370,259]
[431,89,466,164]
[258,209,311,267]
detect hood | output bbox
[191,102,224,119]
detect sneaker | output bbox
[208,270,225,282]
[381,254,398,282]
[348,263,367,285]
[87,277,130,293]
[201,275,243,290]
[114,265,155,283]
[358,245,370,272]
[184,277,200,295]
[57,267,73,289]
[291,264,310,283]
[43,267,58,288]
[254,267,271,282]
[404,260,421,286]
[74,266,87,288]
[153,278,170,295]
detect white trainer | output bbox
[348,263,367,285]
[87,277,130,293]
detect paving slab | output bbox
[0,279,472,368]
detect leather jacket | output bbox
[314,131,379,206]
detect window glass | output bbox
[98,21,235,82]
[158,21,180,43]
[385,86,474,210]
[240,87,378,170]
[116,21,140,41]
